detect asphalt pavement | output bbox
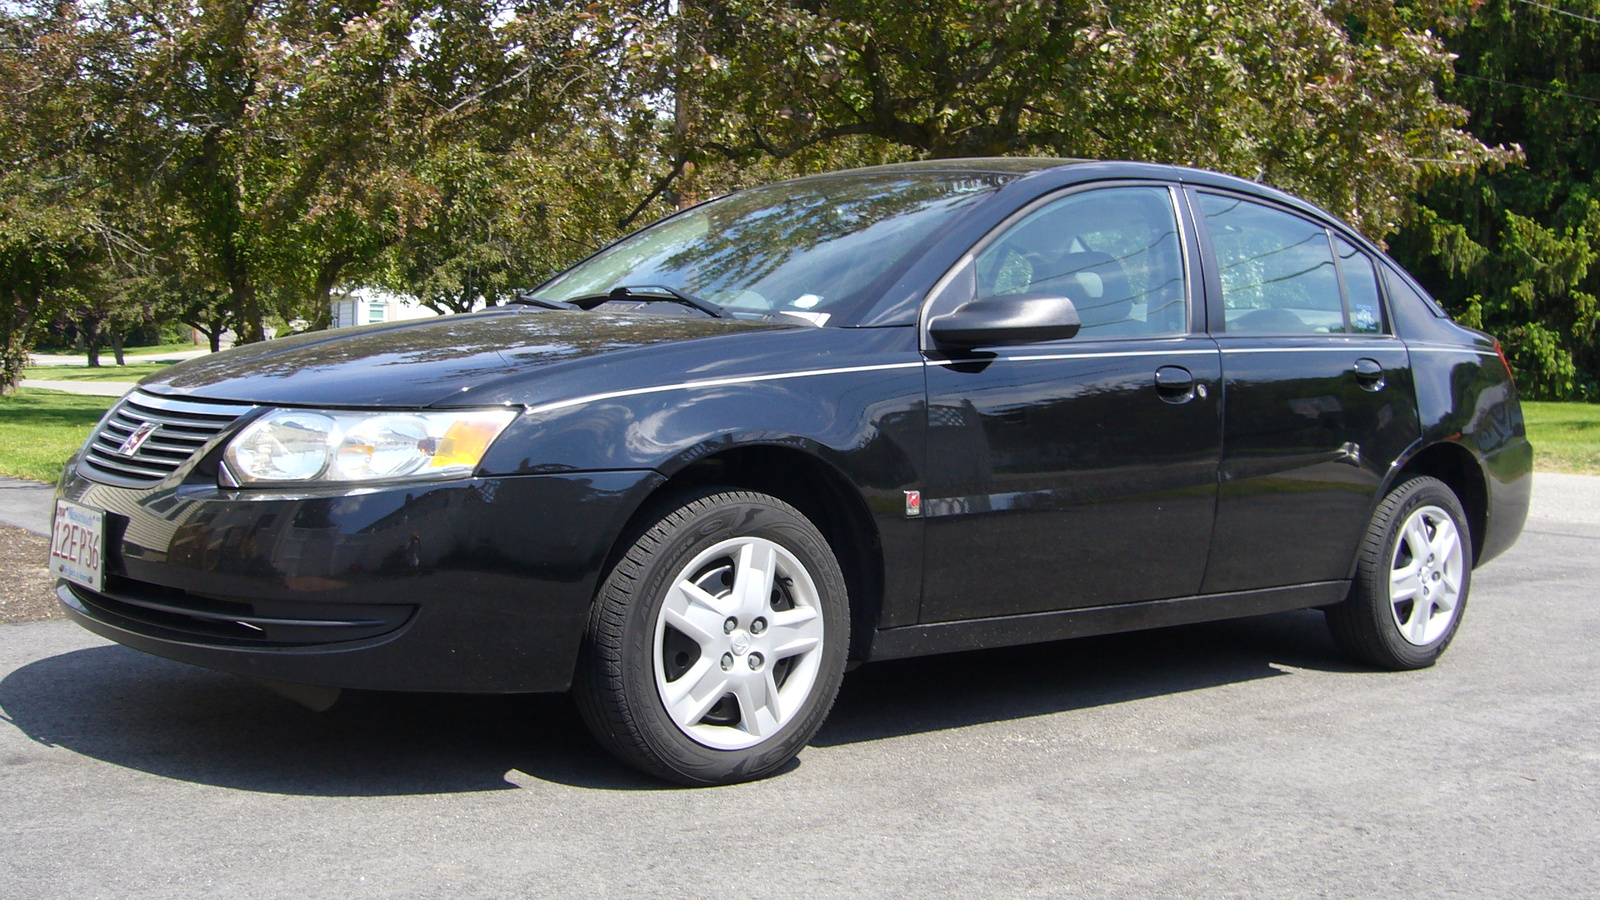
[0,478,1596,898]
[0,476,55,535]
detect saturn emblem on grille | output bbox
[114,421,161,456]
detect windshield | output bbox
[536,173,1011,324]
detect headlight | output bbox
[222,408,518,486]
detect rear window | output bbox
[1383,265,1450,319]
[1199,194,1344,334]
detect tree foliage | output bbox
[5,0,626,349]
[1390,0,1600,399]
[647,0,1510,237]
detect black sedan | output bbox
[50,159,1532,784]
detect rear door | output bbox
[918,183,1223,622]
[1188,189,1420,593]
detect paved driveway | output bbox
[1,494,1596,898]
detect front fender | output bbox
[477,338,928,498]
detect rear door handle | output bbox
[1352,358,1385,392]
[1154,365,1196,404]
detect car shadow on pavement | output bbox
[0,644,660,795]
[817,608,1360,747]
[0,609,1359,795]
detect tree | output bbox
[0,201,95,393]
[10,0,617,343]
[615,0,1509,240]
[1390,0,1600,399]
[0,6,114,389]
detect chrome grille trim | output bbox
[78,391,256,486]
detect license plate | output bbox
[49,500,105,593]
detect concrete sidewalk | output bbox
[28,349,217,367]
[18,380,136,397]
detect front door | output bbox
[918,184,1223,622]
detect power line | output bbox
[1457,72,1600,104]
[1514,0,1600,26]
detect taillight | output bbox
[1494,340,1516,386]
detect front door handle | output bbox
[1352,358,1386,392]
[1154,365,1196,404]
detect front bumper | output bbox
[55,467,663,692]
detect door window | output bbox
[1334,235,1384,334]
[970,186,1188,338]
[1199,194,1346,334]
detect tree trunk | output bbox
[228,276,266,344]
[0,290,48,396]
[82,314,103,367]
[307,252,352,331]
[111,330,126,366]
[0,312,36,396]
[193,319,225,353]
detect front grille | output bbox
[80,391,255,486]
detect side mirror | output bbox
[928,293,1081,348]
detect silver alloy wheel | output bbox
[1388,504,1465,646]
[652,536,826,750]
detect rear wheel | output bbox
[1326,475,1472,669]
[573,489,849,785]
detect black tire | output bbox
[1325,475,1473,670]
[572,489,850,785]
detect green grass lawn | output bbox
[23,362,171,382]
[0,389,117,484]
[122,341,207,357]
[1523,401,1600,475]
[35,341,205,362]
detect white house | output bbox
[329,289,441,330]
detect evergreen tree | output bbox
[1392,0,1600,399]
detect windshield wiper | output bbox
[569,285,730,319]
[505,292,580,311]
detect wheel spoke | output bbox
[1390,562,1422,603]
[1434,547,1462,611]
[1407,599,1433,643]
[1404,516,1432,562]
[767,606,823,659]
[663,657,730,726]
[1432,580,1458,613]
[732,672,782,739]
[662,582,729,647]
[1432,518,1460,566]
[1438,566,1462,599]
[731,541,779,618]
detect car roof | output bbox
[812,157,1091,177]
[787,158,1347,233]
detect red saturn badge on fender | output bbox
[904,490,921,517]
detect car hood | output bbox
[140,309,791,407]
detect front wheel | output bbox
[1326,475,1473,670]
[573,489,849,785]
